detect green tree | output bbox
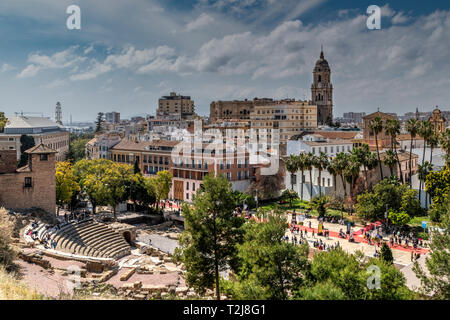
[18,135,35,167]
[380,242,394,264]
[235,213,309,300]
[438,129,450,168]
[152,170,172,210]
[73,159,113,214]
[104,163,133,220]
[298,153,308,201]
[418,121,434,201]
[247,170,283,200]
[313,152,329,196]
[133,159,141,174]
[285,154,299,191]
[344,153,362,201]
[95,112,104,133]
[385,119,403,183]
[327,156,338,193]
[369,116,384,179]
[356,179,410,221]
[419,161,434,210]
[406,119,419,186]
[311,195,328,218]
[425,167,450,221]
[388,210,411,225]
[295,249,413,300]
[68,138,89,163]
[304,152,314,198]
[335,152,350,198]
[128,173,156,212]
[174,175,245,300]
[383,149,398,178]
[413,194,450,299]
[55,161,80,215]
[0,112,8,133]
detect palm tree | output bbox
[369,116,384,179]
[418,161,433,210]
[385,119,403,184]
[285,154,299,191]
[352,144,378,190]
[365,152,378,190]
[327,157,339,193]
[313,152,329,196]
[428,132,439,165]
[344,154,362,201]
[439,129,450,169]
[418,121,433,202]
[383,149,398,177]
[335,152,350,198]
[406,119,419,186]
[297,153,307,201]
[304,152,314,199]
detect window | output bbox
[328,178,331,186]
[40,154,48,161]
[193,183,196,192]
[238,172,242,180]
[186,182,189,191]
[186,193,189,200]
[24,177,32,188]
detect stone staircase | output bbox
[35,219,131,259]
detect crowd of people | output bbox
[25,220,58,250]
[63,210,90,223]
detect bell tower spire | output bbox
[311,47,333,125]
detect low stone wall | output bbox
[19,252,51,269]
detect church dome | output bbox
[314,50,330,72]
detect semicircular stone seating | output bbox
[39,219,131,259]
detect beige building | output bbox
[0,144,57,214]
[363,111,397,150]
[157,92,195,118]
[85,133,121,160]
[250,100,318,146]
[429,107,446,134]
[110,139,178,176]
[0,116,69,162]
[209,98,276,123]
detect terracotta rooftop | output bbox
[111,139,180,151]
[25,143,57,154]
[312,131,359,140]
[363,111,397,120]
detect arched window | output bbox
[318,75,322,83]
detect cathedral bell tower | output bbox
[311,47,333,125]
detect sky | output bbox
[0,0,450,122]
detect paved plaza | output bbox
[285,216,429,266]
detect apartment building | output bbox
[250,100,318,147]
[85,133,121,160]
[157,92,195,118]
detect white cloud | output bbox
[392,12,411,24]
[84,45,94,55]
[17,64,40,78]
[42,79,68,89]
[186,13,215,31]
[70,61,112,81]
[0,63,14,72]
[17,47,86,78]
